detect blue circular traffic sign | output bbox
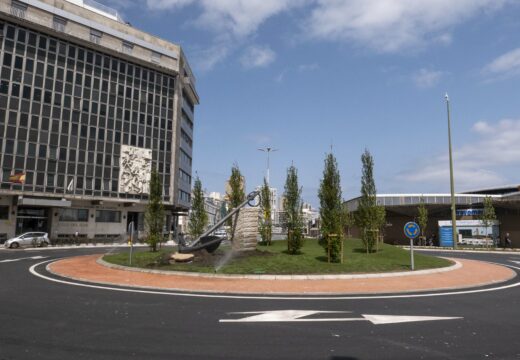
[404,222,420,239]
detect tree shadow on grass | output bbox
[352,248,378,254]
[281,250,304,255]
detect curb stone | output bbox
[97,256,461,280]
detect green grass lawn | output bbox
[103,238,451,274]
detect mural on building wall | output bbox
[119,145,152,194]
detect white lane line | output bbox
[0,256,48,263]
[29,259,520,300]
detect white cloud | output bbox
[483,47,520,78]
[298,63,319,72]
[399,118,520,191]
[147,0,306,39]
[240,45,276,69]
[412,68,443,88]
[146,0,304,70]
[191,40,232,72]
[306,0,506,52]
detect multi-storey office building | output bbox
[0,0,198,241]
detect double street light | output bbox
[258,147,278,187]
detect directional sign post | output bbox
[404,222,420,271]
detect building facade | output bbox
[0,0,198,241]
[345,185,520,248]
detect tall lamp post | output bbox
[445,93,457,249]
[258,147,278,186]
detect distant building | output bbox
[345,184,520,248]
[302,202,319,236]
[204,192,224,228]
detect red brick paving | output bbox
[48,255,516,295]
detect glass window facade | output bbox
[0,21,176,202]
[95,209,121,223]
[59,208,88,221]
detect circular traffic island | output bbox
[103,238,451,275]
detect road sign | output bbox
[404,222,420,239]
[404,222,420,271]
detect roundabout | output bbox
[1,247,520,359]
[39,253,516,297]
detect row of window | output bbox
[58,208,121,222]
[11,1,163,65]
[0,206,122,223]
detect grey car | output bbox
[4,232,49,249]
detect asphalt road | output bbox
[1,247,519,360]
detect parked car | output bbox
[4,232,49,249]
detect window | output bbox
[179,169,191,185]
[179,190,191,203]
[95,210,121,223]
[0,206,9,220]
[60,208,88,222]
[10,0,27,18]
[122,41,133,55]
[53,16,67,32]
[180,129,192,147]
[89,29,102,44]
[151,51,161,64]
[180,149,192,166]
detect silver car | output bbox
[4,232,49,249]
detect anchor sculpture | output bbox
[178,190,260,254]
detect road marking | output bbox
[510,260,520,265]
[29,260,520,300]
[219,310,462,324]
[0,256,48,263]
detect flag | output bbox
[8,172,25,184]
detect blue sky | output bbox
[106,0,520,207]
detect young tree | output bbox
[480,196,497,248]
[226,163,245,240]
[145,169,164,252]
[318,152,344,262]
[259,178,272,245]
[188,176,208,239]
[417,197,428,245]
[284,165,303,254]
[355,149,385,253]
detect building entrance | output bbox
[127,212,140,232]
[16,208,49,235]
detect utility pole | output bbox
[445,93,458,249]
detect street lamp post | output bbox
[445,93,457,249]
[258,147,278,186]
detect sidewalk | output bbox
[47,255,517,295]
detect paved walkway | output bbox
[47,255,517,295]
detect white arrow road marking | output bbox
[219,310,462,324]
[361,314,463,325]
[0,256,48,263]
[510,260,520,265]
[220,310,352,323]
